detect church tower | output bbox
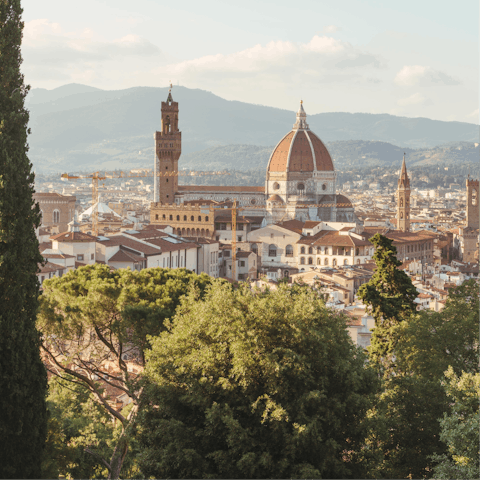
[154,85,181,204]
[466,177,479,229]
[397,154,410,232]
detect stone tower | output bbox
[466,178,479,229]
[397,154,410,232]
[154,85,181,204]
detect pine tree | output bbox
[0,1,48,477]
[357,233,417,365]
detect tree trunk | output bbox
[108,435,128,480]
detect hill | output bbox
[27,84,478,173]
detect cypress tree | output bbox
[0,1,48,477]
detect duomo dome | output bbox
[267,102,334,174]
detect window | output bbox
[268,244,277,257]
[285,245,293,257]
[224,250,230,257]
[91,253,94,260]
[324,258,329,265]
[166,178,169,183]
[184,215,187,221]
[155,214,159,220]
[297,183,305,191]
[191,216,194,221]
[322,184,327,191]
[300,246,305,254]
[332,259,337,266]
[220,223,226,230]
[162,214,166,220]
[216,235,220,241]
[77,254,84,261]
[237,224,244,230]
[300,257,305,265]
[344,259,348,265]
[252,244,258,254]
[308,246,313,254]
[198,216,202,221]
[169,215,173,221]
[308,257,313,265]
[273,182,280,190]
[400,198,403,207]
[356,248,359,256]
[205,216,209,221]
[237,236,242,242]
[240,261,245,267]
[53,210,60,223]
[317,258,321,265]
[177,215,180,221]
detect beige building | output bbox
[34,192,76,233]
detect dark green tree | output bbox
[38,265,215,479]
[364,279,479,478]
[0,1,48,477]
[138,282,378,479]
[357,233,417,365]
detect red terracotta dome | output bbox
[267,102,334,173]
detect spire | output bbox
[293,100,309,130]
[398,152,410,188]
[166,82,173,103]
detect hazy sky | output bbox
[22,0,478,123]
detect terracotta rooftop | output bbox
[178,185,264,193]
[50,231,98,242]
[274,219,304,234]
[109,249,144,264]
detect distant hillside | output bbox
[27,84,478,173]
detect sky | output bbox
[21,0,478,123]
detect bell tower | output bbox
[466,177,479,229]
[397,154,410,232]
[154,84,181,204]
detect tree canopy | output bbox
[138,282,378,479]
[39,264,215,479]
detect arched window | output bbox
[285,245,293,257]
[191,216,194,221]
[162,214,166,220]
[176,215,180,221]
[198,216,202,221]
[357,258,361,264]
[300,246,305,254]
[344,259,348,265]
[53,209,60,223]
[268,244,277,257]
[317,258,321,265]
[205,216,209,222]
[324,258,329,265]
[400,198,403,207]
[184,215,187,221]
[308,246,313,254]
[297,183,305,191]
[332,258,337,266]
[317,246,321,254]
[300,257,305,265]
[400,212,403,219]
[251,244,258,254]
[356,248,359,256]
[206,229,210,236]
[169,215,173,221]
[308,257,313,265]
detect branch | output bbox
[42,345,127,425]
[84,447,111,472]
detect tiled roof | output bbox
[178,185,264,193]
[385,231,436,243]
[39,242,52,252]
[34,192,76,199]
[38,261,63,274]
[51,231,98,242]
[275,219,304,234]
[146,238,199,253]
[43,252,75,259]
[236,251,253,258]
[109,249,144,263]
[99,235,160,255]
[304,221,321,228]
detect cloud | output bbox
[467,108,479,119]
[394,65,460,86]
[323,25,341,33]
[397,92,433,106]
[22,19,163,68]
[159,35,384,85]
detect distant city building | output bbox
[34,192,76,233]
[396,155,410,232]
[151,89,357,236]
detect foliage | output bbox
[432,367,480,480]
[357,233,417,364]
[38,265,214,479]
[138,282,378,479]
[0,0,48,477]
[364,280,479,479]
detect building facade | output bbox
[34,192,76,233]
[396,155,410,232]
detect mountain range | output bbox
[26,84,479,173]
